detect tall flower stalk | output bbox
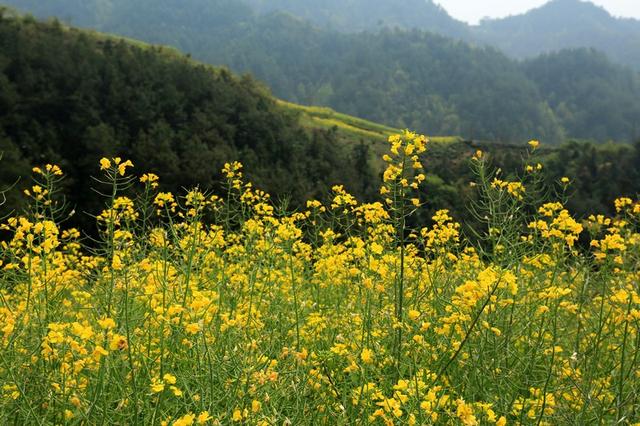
[380,130,428,378]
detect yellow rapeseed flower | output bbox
[196,412,212,424]
[99,158,111,170]
[361,348,374,364]
[232,409,243,422]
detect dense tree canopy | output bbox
[523,49,640,141]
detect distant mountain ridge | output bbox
[5,0,638,70]
[474,0,640,70]
[240,0,640,70]
[244,0,640,70]
[243,0,471,38]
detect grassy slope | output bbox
[278,100,462,144]
[276,100,463,172]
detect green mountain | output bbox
[206,14,565,143]
[5,0,640,71]
[0,2,560,143]
[0,10,381,227]
[221,0,640,71]
[0,0,469,37]
[475,0,640,71]
[3,0,640,144]
[240,0,640,72]
[243,0,470,38]
[523,48,640,141]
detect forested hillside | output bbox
[475,0,640,71]
[206,15,564,143]
[243,0,470,37]
[3,0,639,143]
[0,12,378,229]
[0,10,638,235]
[523,49,640,141]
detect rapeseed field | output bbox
[1,132,639,425]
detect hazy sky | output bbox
[434,0,640,24]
